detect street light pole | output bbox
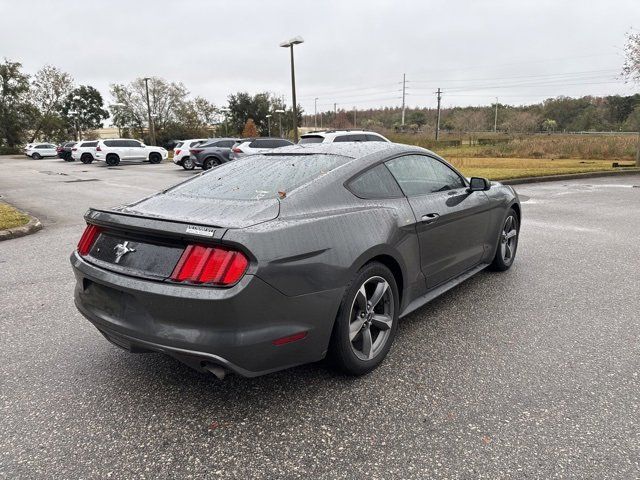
[280,36,304,142]
[143,77,156,145]
[266,114,272,136]
[275,109,285,137]
[314,97,318,129]
[220,107,230,136]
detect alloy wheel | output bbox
[348,276,394,361]
[500,215,518,263]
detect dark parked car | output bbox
[57,142,76,161]
[190,138,240,170]
[71,142,520,378]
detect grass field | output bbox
[446,157,637,180]
[0,203,30,230]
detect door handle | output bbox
[421,213,440,224]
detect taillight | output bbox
[190,149,202,154]
[175,149,181,155]
[170,245,248,286]
[77,224,102,256]
[72,148,78,151]
[96,145,102,151]
[232,147,243,153]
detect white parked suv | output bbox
[24,143,58,159]
[95,139,168,166]
[172,139,207,170]
[298,130,389,144]
[230,137,294,160]
[71,140,99,164]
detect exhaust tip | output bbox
[203,363,228,380]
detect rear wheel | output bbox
[490,209,519,271]
[328,262,399,376]
[202,157,221,170]
[31,152,41,160]
[81,153,93,164]
[105,154,120,166]
[149,152,162,164]
[182,157,195,170]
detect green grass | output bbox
[0,203,30,230]
[447,157,637,180]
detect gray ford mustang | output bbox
[71,142,520,378]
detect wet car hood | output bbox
[117,193,280,229]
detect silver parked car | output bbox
[25,143,58,159]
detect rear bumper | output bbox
[70,251,343,376]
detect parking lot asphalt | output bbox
[1,155,639,479]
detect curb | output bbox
[0,212,43,241]
[501,168,640,185]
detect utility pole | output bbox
[401,73,406,126]
[143,77,155,145]
[314,97,318,129]
[494,97,499,133]
[435,88,442,141]
[266,114,272,136]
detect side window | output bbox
[333,135,354,142]
[127,140,142,147]
[347,164,404,199]
[104,140,116,147]
[366,134,387,142]
[275,139,292,147]
[35,144,46,149]
[217,140,235,148]
[248,139,261,148]
[385,155,465,196]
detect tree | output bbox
[451,109,488,143]
[242,118,258,137]
[227,92,272,134]
[542,119,557,133]
[621,30,640,165]
[29,65,74,141]
[110,77,188,141]
[61,85,108,140]
[502,111,542,133]
[0,59,35,149]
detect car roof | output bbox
[265,141,400,159]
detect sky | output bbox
[1,0,638,116]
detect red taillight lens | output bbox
[96,145,102,151]
[175,149,181,155]
[77,224,102,256]
[170,245,248,285]
[232,147,242,153]
[190,149,202,154]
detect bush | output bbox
[0,146,21,155]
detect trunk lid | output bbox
[117,193,280,229]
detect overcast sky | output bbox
[1,0,638,115]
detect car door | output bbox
[385,154,492,288]
[44,144,57,156]
[127,140,145,160]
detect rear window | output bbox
[168,154,350,201]
[175,142,184,148]
[334,134,368,142]
[299,135,324,144]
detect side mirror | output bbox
[468,177,491,192]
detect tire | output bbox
[149,152,162,164]
[490,208,519,271]
[202,157,220,170]
[105,154,120,166]
[81,153,93,164]
[182,157,195,170]
[31,153,41,160]
[328,261,399,376]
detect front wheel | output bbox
[182,157,195,170]
[490,209,519,271]
[149,152,162,164]
[31,152,41,160]
[81,153,93,164]
[328,262,399,376]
